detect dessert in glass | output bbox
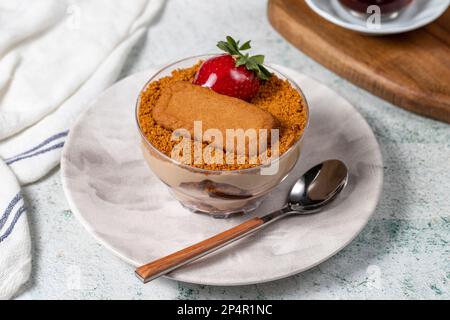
[338,0,413,19]
[136,38,309,218]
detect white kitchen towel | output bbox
[0,0,165,299]
[0,0,165,184]
[0,161,30,300]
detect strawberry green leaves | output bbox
[216,36,272,81]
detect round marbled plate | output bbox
[61,65,383,286]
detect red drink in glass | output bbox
[339,0,413,18]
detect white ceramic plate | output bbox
[305,0,449,35]
[61,65,383,286]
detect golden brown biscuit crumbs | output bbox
[137,61,307,170]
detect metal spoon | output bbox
[135,159,348,283]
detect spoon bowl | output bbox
[288,160,348,213]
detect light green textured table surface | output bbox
[17,0,449,299]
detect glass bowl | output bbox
[135,55,309,218]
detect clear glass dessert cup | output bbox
[135,55,309,218]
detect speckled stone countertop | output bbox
[16,0,449,299]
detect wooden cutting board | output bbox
[268,0,450,123]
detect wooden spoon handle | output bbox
[135,217,265,283]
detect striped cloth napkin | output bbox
[0,0,165,299]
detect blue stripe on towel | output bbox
[5,130,68,162]
[6,141,65,165]
[0,192,22,231]
[0,205,26,243]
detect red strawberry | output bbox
[194,55,260,101]
[193,36,272,101]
